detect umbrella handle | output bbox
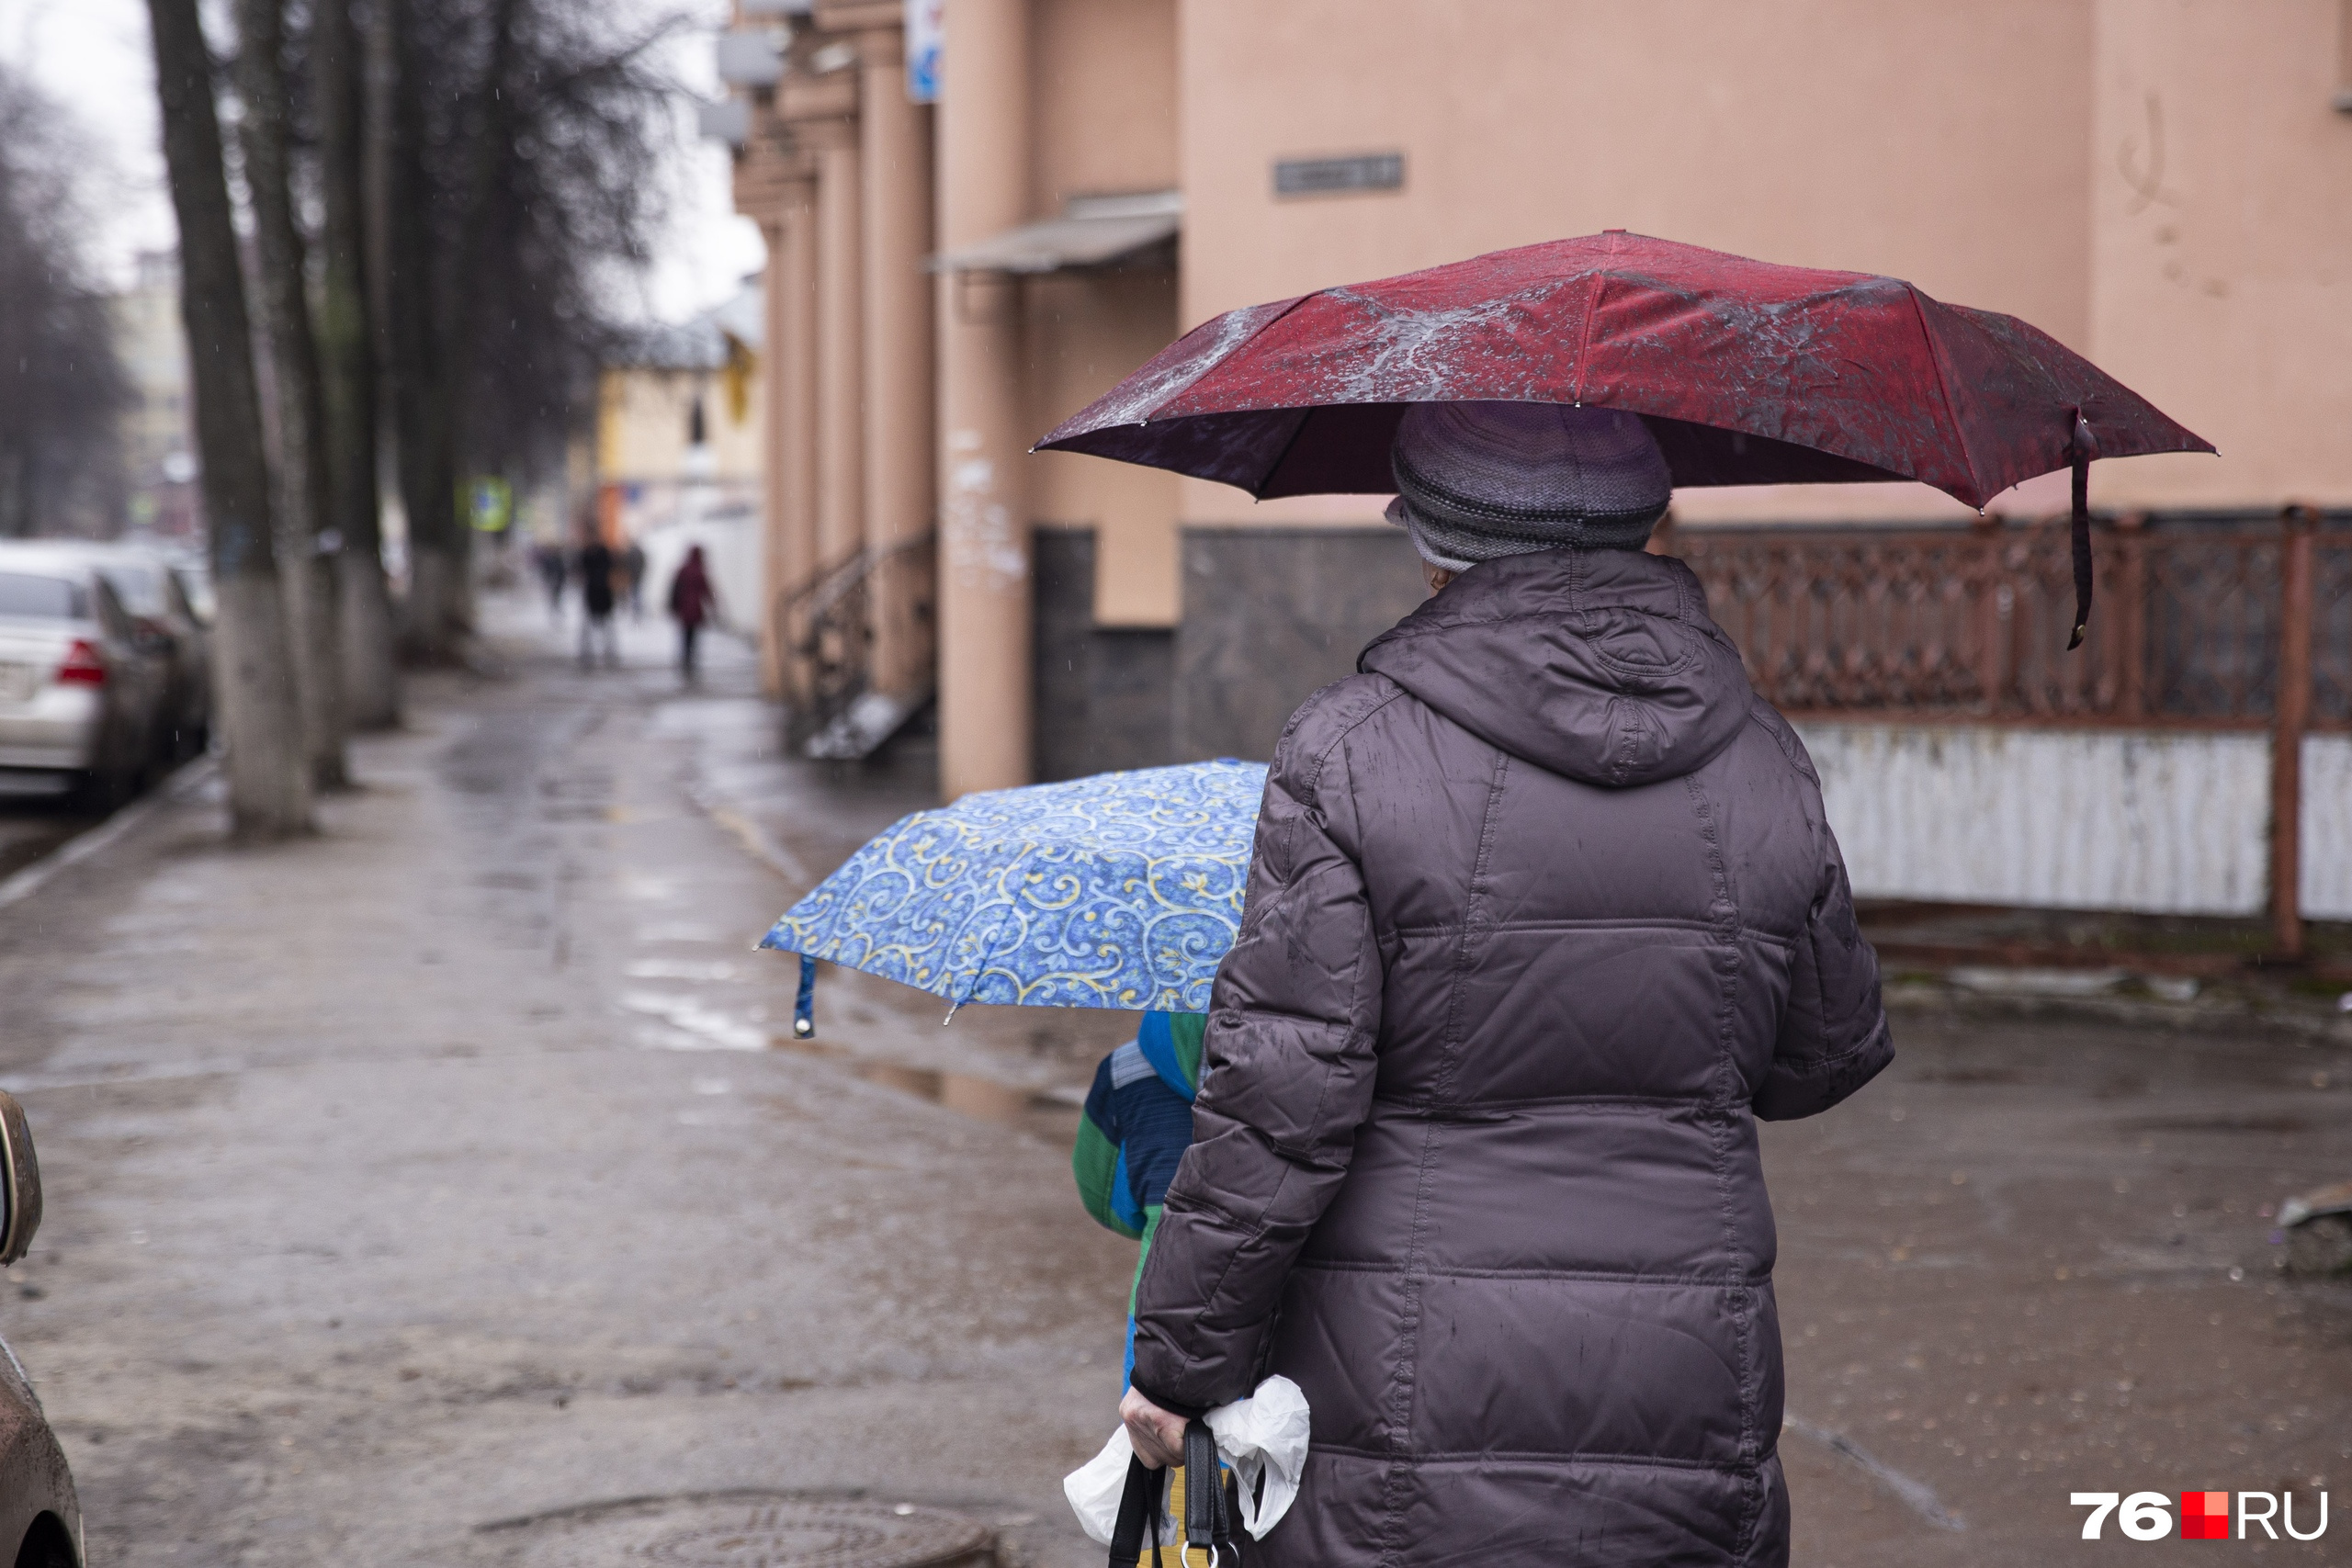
[794,953,816,1039]
[2066,409,2099,652]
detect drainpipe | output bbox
[811,115,865,576]
[858,23,937,704]
[936,0,1031,796]
[773,166,820,708]
[2272,504,2317,959]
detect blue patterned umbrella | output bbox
[760,760,1268,1021]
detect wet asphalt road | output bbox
[0,595,2345,1564]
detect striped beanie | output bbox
[1385,400,1673,571]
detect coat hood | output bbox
[1358,547,1755,787]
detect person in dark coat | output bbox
[666,544,720,681]
[622,538,648,620]
[1118,401,1893,1568]
[576,531,618,670]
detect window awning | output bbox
[928,190,1181,275]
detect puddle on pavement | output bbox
[626,980,1089,1136]
[769,1032,1084,1137]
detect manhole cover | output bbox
[501,1495,993,1568]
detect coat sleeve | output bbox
[1125,683,1391,1415]
[1755,816,1894,1121]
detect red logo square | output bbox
[2180,1490,2230,1540]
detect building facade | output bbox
[722,0,2352,798]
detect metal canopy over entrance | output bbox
[927,190,1181,275]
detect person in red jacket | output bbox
[666,545,720,682]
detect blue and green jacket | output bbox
[1072,1010,1204,1386]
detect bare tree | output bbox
[315,0,401,728]
[448,2,675,482]
[376,0,464,659]
[0,67,130,538]
[146,0,312,837]
[370,0,677,658]
[237,0,348,789]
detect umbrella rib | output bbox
[1908,287,1986,506]
[1568,230,1621,407]
[1250,408,1318,498]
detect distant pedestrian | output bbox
[577,532,618,670]
[666,545,719,682]
[534,541,566,624]
[622,539,648,620]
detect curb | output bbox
[0,756,218,914]
[1885,979,2352,1045]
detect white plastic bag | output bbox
[1065,1375,1311,1545]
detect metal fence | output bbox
[1666,512,2350,731]
[1663,507,2351,952]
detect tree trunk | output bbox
[377,0,463,662]
[430,0,526,560]
[237,0,348,790]
[145,0,311,837]
[315,0,400,729]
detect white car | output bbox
[33,541,212,763]
[0,547,169,803]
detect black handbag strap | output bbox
[1109,1423,1242,1568]
[1184,1421,1241,1567]
[1107,1452,1162,1568]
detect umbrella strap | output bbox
[2066,408,2099,651]
[794,953,816,1039]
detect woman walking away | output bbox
[667,545,720,682]
[1118,401,1893,1568]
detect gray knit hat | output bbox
[1385,401,1672,571]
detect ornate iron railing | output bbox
[772,532,935,747]
[1666,513,2349,731]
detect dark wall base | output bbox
[1173,526,1426,763]
[1033,527,1175,782]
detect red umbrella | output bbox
[1037,231,2212,647]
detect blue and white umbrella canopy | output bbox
[761,760,1268,1016]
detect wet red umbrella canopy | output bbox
[1037,231,2212,645]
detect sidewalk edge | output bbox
[0,758,219,914]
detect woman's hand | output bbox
[1119,1385,1188,1470]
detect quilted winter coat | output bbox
[1127,547,1893,1567]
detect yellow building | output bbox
[721,0,2352,792]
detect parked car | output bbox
[0,1092,84,1566]
[0,547,171,804]
[35,543,211,763]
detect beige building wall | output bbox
[1173,0,2101,530]
[2087,0,2352,509]
[1023,0,1182,626]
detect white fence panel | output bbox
[1794,724,2274,917]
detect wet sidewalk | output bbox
[0,591,2346,1563]
[0,595,1136,1567]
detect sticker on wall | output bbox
[906,0,942,104]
